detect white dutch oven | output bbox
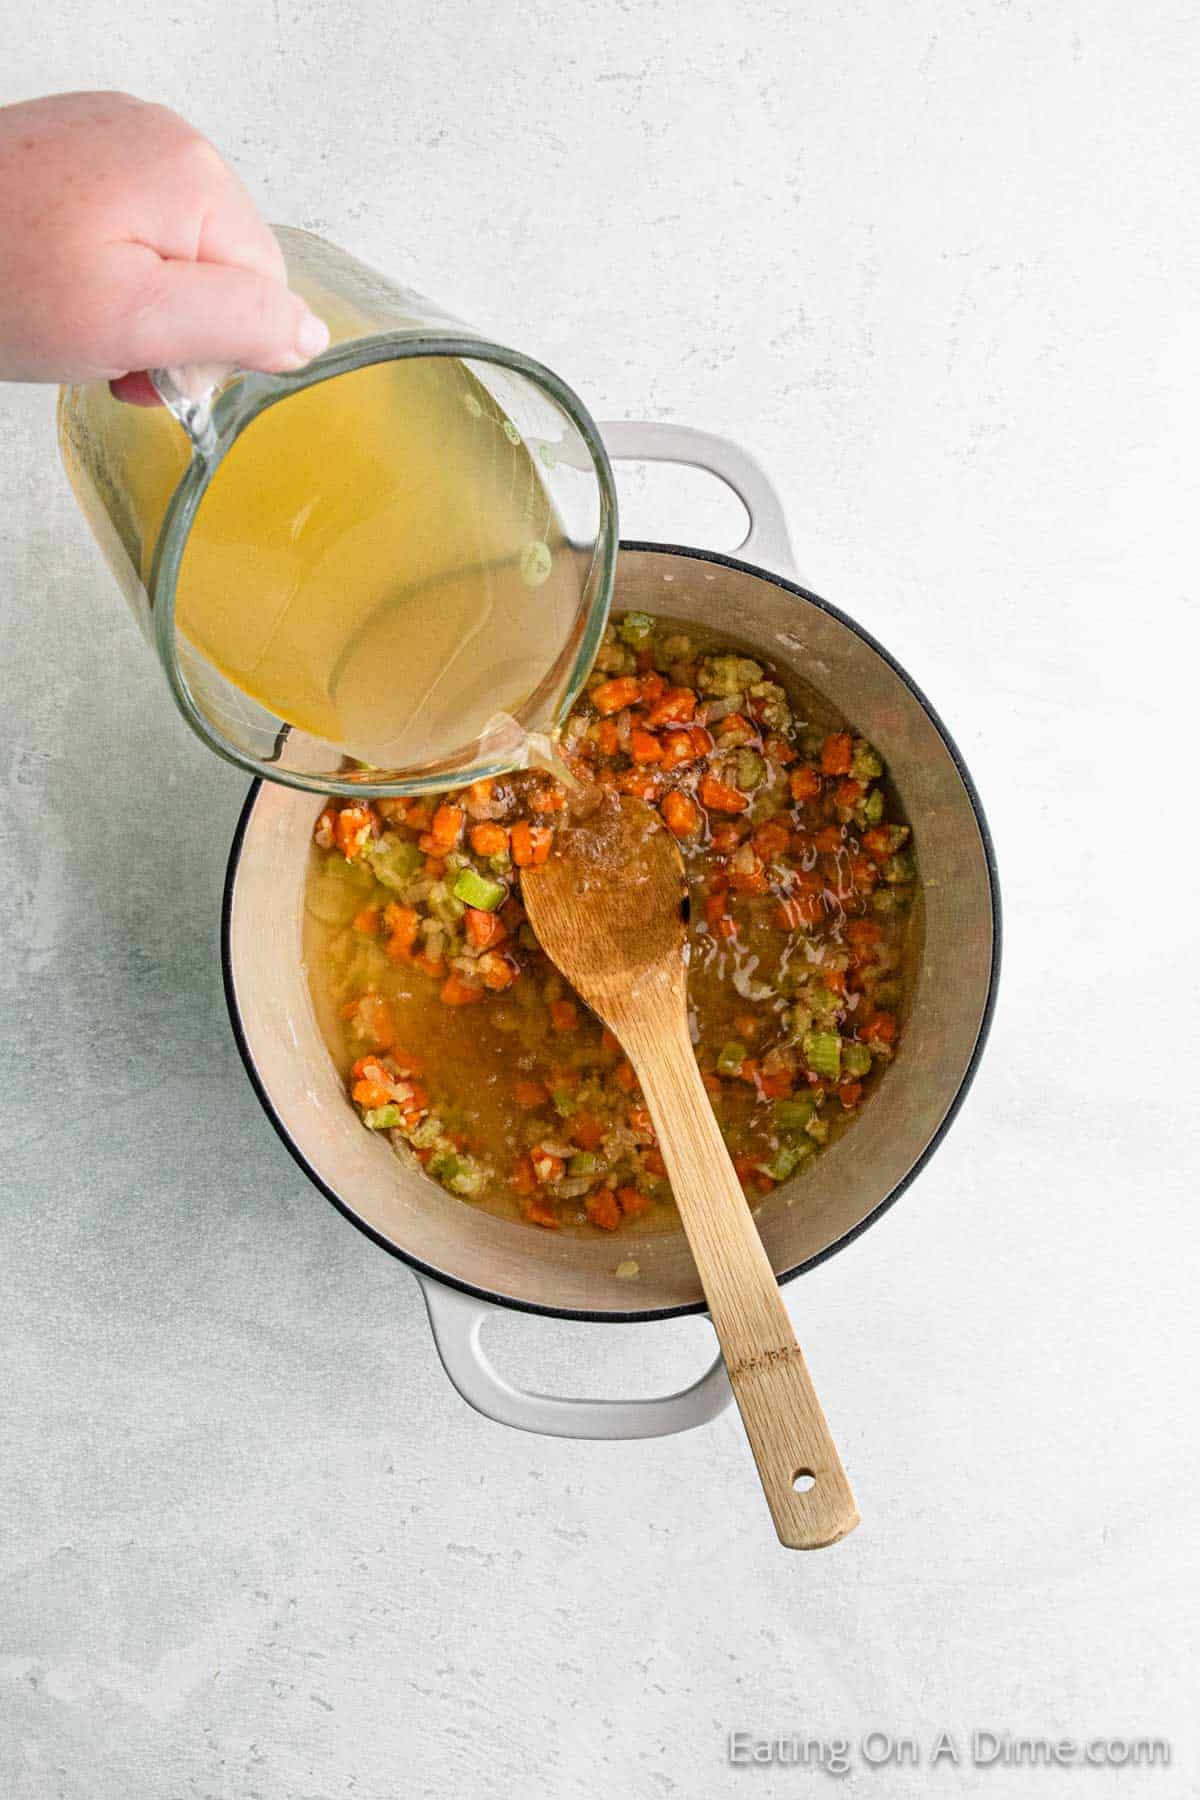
[222,425,1000,1441]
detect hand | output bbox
[0,91,329,397]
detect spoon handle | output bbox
[618,1007,860,1550]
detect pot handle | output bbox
[599,420,797,579]
[415,1274,732,1440]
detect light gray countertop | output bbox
[2,6,1198,1797]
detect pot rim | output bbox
[221,539,1002,1324]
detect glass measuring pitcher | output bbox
[58,227,619,796]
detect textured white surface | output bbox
[1,6,1198,1797]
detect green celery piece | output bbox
[452,866,507,911]
[862,788,885,825]
[428,1150,462,1184]
[842,1041,873,1079]
[737,749,766,790]
[716,1040,748,1077]
[552,1086,579,1117]
[802,1030,842,1080]
[449,1161,487,1198]
[409,1116,444,1150]
[568,1151,601,1177]
[363,1104,403,1130]
[367,833,423,891]
[763,1139,815,1182]
[428,882,466,927]
[774,1095,815,1132]
[850,741,883,781]
[617,610,656,647]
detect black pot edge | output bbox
[220,539,1002,1326]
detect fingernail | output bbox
[295,310,330,360]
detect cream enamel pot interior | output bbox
[222,423,1000,1441]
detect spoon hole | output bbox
[793,1470,816,1494]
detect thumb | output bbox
[118,259,329,376]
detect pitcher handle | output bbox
[416,1274,731,1440]
[599,420,797,579]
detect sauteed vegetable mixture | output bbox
[304,613,918,1236]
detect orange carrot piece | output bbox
[645,686,696,727]
[629,727,663,764]
[550,999,579,1033]
[595,717,621,756]
[570,1112,605,1150]
[838,1080,864,1109]
[617,1187,652,1218]
[638,671,668,703]
[699,772,749,814]
[531,1146,566,1184]
[352,1078,395,1109]
[709,821,744,853]
[860,1010,897,1044]
[661,790,701,838]
[509,1154,537,1195]
[469,822,509,857]
[511,820,553,866]
[349,994,396,1050]
[752,819,791,860]
[352,905,381,935]
[514,1078,550,1109]
[439,971,484,1005]
[428,804,465,852]
[523,1195,560,1229]
[820,733,853,776]
[789,766,822,802]
[601,1028,622,1055]
[591,675,642,715]
[626,1105,656,1141]
[586,1190,622,1231]
[835,779,864,807]
[659,731,698,770]
[763,735,797,765]
[613,1061,638,1092]
[464,908,508,951]
[643,1147,667,1177]
[477,951,518,990]
[334,803,376,859]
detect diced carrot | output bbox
[659,730,698,770]
[717,917,738,940]
[636,647,656,675]
[630,727,663,764]
[689,725,715,757]
[820,732,853,775]
[839,1080,864,1109]
[600,1028,622,1056]
[715,712,755,744]
[616,767,663,800]
[592,675,642,715]
[752,819,791,860]
[383,903,420,962]
[614,1061,638,1092]
[571,1112,605,1151]
[531,1146,566,1184]
[477,951,518,990]
[617,1187,653,1218]
[860,1010,897,1044]
[350,1054,389,1083]
[862,827,897,864]
[703,892,727,928]
[846,918,883,947]
[814,826,843,854]
[754,1174,776,1196]
[514,1078,550,1109]
[469,821,509,857]
[626,1106,656,1142]
[440,972,484,1006]
[595,717,621,756]
[728,852,767,894]
[529,784,566,813]
[835,779,864,807]
[352,905,381,935]
[511,820,553,867]
[428,804,465,852]
[733,1014,759,1040]
[586,1190,622,1231]
[638,671,668,702]
[374,797,411,823]
[643,1147,668,1177]
[736,1057,760,1085]
[789,766,822,803]
[547,999,577,1034]
[406,1083,430,1112]
[351,1078,394,1109]
[334,803,376,859]
[405,801,432,832]
[509,1154,537,1196]
[645,686,696,728]
[758,1070,793,1100]
[702,1070,723,1098]
[661,790,701,838]
[824,967,846,995]
[733,1154,758,1184]
[763,736,797,766]
[416,953,447,979]
[523,1195,561,1228]
[464,908,508,951]
[699,772,749,814]
[709,821,744,854]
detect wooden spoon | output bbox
[521,794,859,1550]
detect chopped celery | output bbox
[699,654,764,696]
[774,1095,815,1132]
[850,740,883,781]
[717,1040,748,1077]
[448,1161,487,1198]
[862,788,885,825]
[748,680,791,731]
[363,1104,403,1130]
[842,1041,873,1079]
[736,749,766,790]
[306,856,375,925]
[552,1086,579,1117]
[808,984,842,1025]
[763,1140,814,1182]
[568,1151,601,1177]
[367,833,423,891]
[617,610,656,647]
[409,1117,445,1150]
[452,866,507,911]
[802,1030,842,1080]
[428,881,467,927]
[884,852,915,885]
[427,1149,461,1184]
[805,1112,830,1144]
